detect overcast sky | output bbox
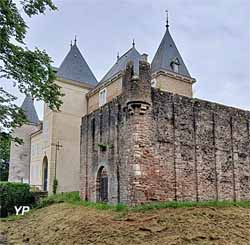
[1,0,250,119]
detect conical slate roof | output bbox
[57,43,97,85]
[100,45,141,83]
[151,27,191,77]
[21,96,40,124]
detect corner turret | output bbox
[122,60,152,115]
[57,41,97,85]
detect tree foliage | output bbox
[0,132,11,181]
[0,0,63,137]
[0,181,35,217]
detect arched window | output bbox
[96,166,108,202]
[42,156,48,191]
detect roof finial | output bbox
[70,40,73,48]
[117,52,120,61]
[165,10,169,28]
[74,35,77,45]
[132,39,135,48]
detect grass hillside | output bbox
[1,193,250,244]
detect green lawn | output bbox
[36,192,250,212]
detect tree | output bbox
[0,132,10,181]
[0,0,64,140]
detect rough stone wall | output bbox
[151,91,250,203]
[80,97,122,204]
[80,62,250,204]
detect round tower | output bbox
[122,60,152,115]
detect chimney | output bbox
[141,53,148,62]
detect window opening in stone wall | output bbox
[42,156,48,191]
[117,104,121,122]
[100,113,103,143]
[91,118,95,146]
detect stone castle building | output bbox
[9,21,250,204]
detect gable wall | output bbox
[87,77,122,113]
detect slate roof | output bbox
[57,43,97,85]
[151,27,191,77]
[100,46,141,84]
[21,96,40,124]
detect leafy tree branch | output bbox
[0,0,63,143]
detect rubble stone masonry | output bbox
[80,61,250,205]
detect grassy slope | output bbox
[1,193,250,244]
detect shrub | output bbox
[36,191,80,208]
[52,178,58,194]
[0,182,35,217]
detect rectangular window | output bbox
[99,88,107,107]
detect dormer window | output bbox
[99,88,107,107]
[173,63,179,73]
[171,58,180,73]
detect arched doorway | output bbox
[42,156,48,191]
[96,167,108,202]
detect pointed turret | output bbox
[21,96,39,124]
[100,43,142,83]
[57,42,97,85]
[151,15,195,98]
[151,27,191,77]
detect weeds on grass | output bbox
[36,192,250,213]
[131,200,250,212]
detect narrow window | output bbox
[117,104,121,122]
[100,114,103,143]
[99,88,107,107]
[91,118,95,144]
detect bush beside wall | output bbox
[0,182,34,217]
